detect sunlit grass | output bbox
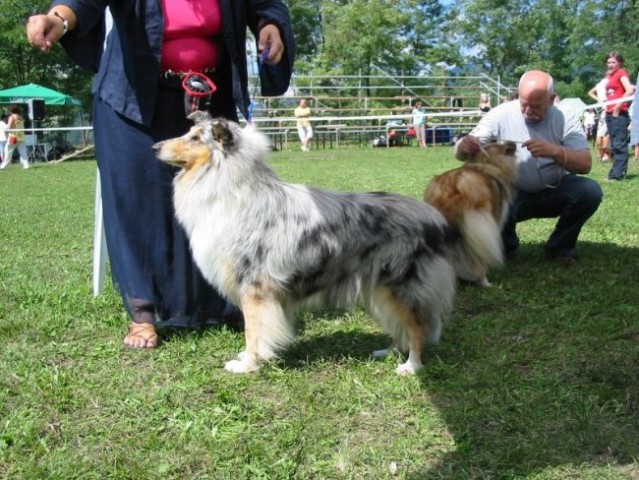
[0,147,637,479]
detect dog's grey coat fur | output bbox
[154,114,457,374]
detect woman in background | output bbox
[602,51,634,181]
[410,100,427,148]
[0,105,29,170]
[0,113,7,165]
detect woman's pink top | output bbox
[160,0,223,72]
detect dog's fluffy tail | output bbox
[454,210,504,282]
[462,210,504,266]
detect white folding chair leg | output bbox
[92,169,108,297]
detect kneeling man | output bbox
[455,70,603,264]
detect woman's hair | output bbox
[479,92,489,102]
[607,51,624,66]
[8,104,21,115]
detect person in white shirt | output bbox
[0,113,7,164]
[1,105,30,170]
[588,78,610,161]
[410,100,427,148]
[454,70,602,264]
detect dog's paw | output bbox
[224,358,260,374]
[478,276,492,287]
[224,351,260,373]
[395,361,423,376]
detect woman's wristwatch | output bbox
[51,11,69,36]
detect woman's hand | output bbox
[258,24,284,65]
[27,14,64,53]
[27,8,76,53]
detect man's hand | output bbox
[522,138,559,158]
[454,134,481,160]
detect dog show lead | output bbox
[26,0,296,348]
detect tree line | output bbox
[1,0,637,116]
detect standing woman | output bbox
[631,72,639,159]
[0,105,30,170]
[26,1,295,348]
[603,51,634,181]
[411,100,428,148]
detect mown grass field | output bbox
[1,145,638,479]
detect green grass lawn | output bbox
[1,146,638,479]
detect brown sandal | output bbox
[123,322,159,349]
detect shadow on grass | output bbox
[410,242,639,478]
[158,309,390,367]
[153,241,638,477]
[279,329,390,368]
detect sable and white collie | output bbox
[153,112,457,375]
[423,141,518,287]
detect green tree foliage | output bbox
[407,0,462,73]
[287,0,323,66]
[312,0,411,76]
[451,0,639,95]
[587,0,639,82]
[0,0,637,116]
[0,0,92,111]
[307,0,454,76]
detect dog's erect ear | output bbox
[502,141,517,156]
[211,120,233,147]
[187,111,212,125]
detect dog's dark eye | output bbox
[190,135,200,142]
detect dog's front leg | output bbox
[224,289,291,373]
[224,294,263,373]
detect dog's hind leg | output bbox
[225,289,294,374]
[369,287,433,375]
[396,321,429,375]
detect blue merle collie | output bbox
[153,113,457,375]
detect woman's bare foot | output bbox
[123,322,158,348]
